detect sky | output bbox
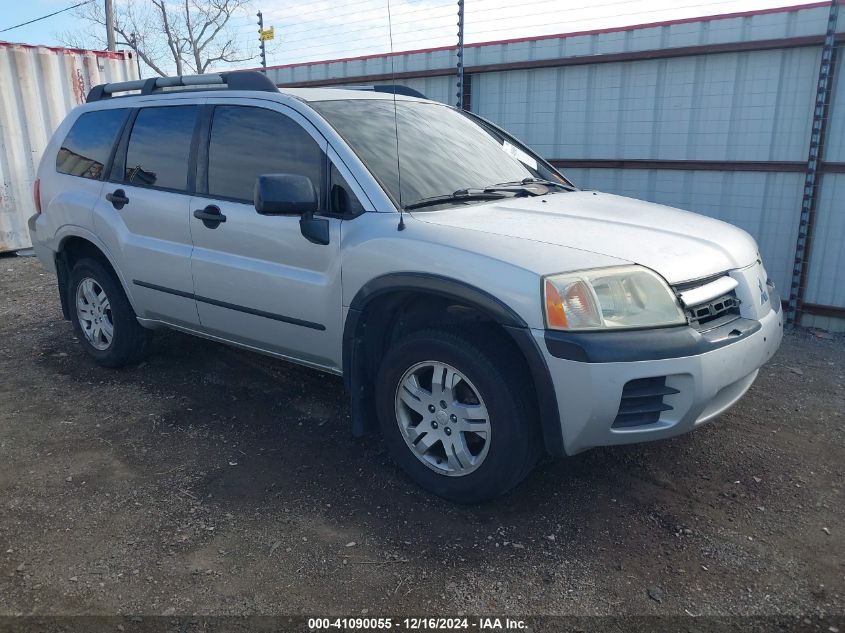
[0,0,825,75]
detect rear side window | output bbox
[207,106,324,203]
[124,106,197,191]
[56,109,128,179]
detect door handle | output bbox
[106,189,129,210]
[193,205,226,228]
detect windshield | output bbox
[311,99,570,208]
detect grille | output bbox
[612,377,679,428]
[685,292,741,330]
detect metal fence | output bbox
[267,1,845,329]
[0,42,138,253]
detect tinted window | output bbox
[330,164,364,216]
[208,106,323,203]
[124,106,197,191]
[312,100,565,207]
[56,109,128,179]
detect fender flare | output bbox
[348,272,527,324]
[54,227,140,316]
[343,273,566,456]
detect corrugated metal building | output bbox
[268,2,845,329]
[0,42,138,252]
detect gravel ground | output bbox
[0,254,843,623]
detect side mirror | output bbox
[299,213,330,246]
[254,173,318,215]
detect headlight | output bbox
[543,265,686,331]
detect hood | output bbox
[410,191,759,284]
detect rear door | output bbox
[188,100,343,371]
[94,101,201,327]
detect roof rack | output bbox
[85,70,278,103]
[327,84,427,99]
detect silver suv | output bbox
[29,71,782,503]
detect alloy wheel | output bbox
[394,361,491,476]
[75,277,114,350]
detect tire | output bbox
[68,258,151,367]
[375,328,540,503]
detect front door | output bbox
[188,100,342,371]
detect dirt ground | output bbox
[0,254,843,622]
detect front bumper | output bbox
[535,302,783,455]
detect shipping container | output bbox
[0,42,138,252]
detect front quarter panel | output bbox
[341,211,629,328]
[341,212,542,325]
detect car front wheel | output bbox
[375,329,539,503]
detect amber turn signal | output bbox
[544,279,568,329]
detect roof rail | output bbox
[85,70,278,103]
[325,84,427,99]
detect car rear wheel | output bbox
[68,258,151,367]
[375,329,540,503]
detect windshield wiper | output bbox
[404,189,510,211]
[403,179,571,211]
[492,177,576,191]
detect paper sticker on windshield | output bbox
[502,140,538,170]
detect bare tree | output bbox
[61,0,254,77]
